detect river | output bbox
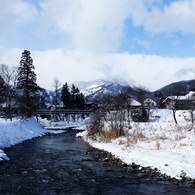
[0,130,194,194]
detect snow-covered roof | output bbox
[131,99,141,106]
[164,91,195,101]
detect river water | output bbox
[0,130,194,194]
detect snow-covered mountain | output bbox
[73,79,195,103]
[73,79,130,102]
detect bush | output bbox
[87,115,104,140]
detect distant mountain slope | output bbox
[153,79,195,98]
[73,79,195,103]
[73,79,130,102]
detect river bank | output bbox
[0,113,194,190]
[1,130,194,194]
[77,109,195,187]
[0,117,66,162]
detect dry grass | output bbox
[156,141,161,150]
[100,128,123,143]
[87,114,191,152]
[174,134,186,141]
[152,133,167,141]
[119,129,145,147]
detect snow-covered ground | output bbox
[0,110,194,181]
[0,114,89,162]
[38,116,89,130]
[77,109,195,180]
[0,118,66,162]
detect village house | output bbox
[162,91,195,110]
[143,97,161,108]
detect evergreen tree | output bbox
[70,84,79,108]
[16,50,39,117]
[70,84,85,109]
[61,82,71,108]
[76,92,85,109]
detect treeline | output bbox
[0,50,85,119]
[61,83,85,109]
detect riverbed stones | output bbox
[84,147,195,188]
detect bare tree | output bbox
[52,76,61,106]
[135,85,151,122]
[116,87,132,128]
[187,92,195,130]
[169,96,179,125]
[0,64,18,119]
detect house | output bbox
[162,91,195,110]
[131,99,141,109]
[143,97,161,108]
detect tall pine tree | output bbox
[16,50,39,117]
[61,82,71,108]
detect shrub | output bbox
[86,115,104,140]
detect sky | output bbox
[0,0,195,91]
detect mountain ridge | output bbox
[73,79,195,102]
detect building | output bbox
[162,91,195,110]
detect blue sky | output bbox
[120,19,195,57]
[0,0,194,90]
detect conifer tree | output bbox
[70,84,85,109]
[61,82,71,108]
[70,84,79,108]
[16,50,39,117]
[77,92,85,109]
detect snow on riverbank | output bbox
[38,116,90,130]
[0,118,65,161]
[77,109,195,180]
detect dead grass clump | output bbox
[123,129,145,147]
[100,128,123,143]
[156,141,161,150]
[152,133,167,141]
[134,131,145,141]
[174,125,184,132]
[174,134,186,141]
[125,137,138,147]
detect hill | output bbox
[153,79,195,98]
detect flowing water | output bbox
[0,130,194,194]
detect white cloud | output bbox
[129,0,195,34]
[36,0,195,53]
[39,0,130,52]
[0,47,194,91]
[0,1,195,92]
[0,0,38,36]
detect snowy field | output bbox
[77,109,195,180]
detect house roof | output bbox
[131,99,141,106]
[144,97,161,104]
[162,91,195,103]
